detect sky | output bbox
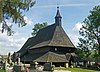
[0,0,100,55]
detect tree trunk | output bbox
[98,38,100,54]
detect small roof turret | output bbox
[55,6,62,25]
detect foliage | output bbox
[75,48,86,59]
[77,6,100,59]
[0,0,35,36]
[0,69,6,72]
[31,22,48,36]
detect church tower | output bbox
[55,6,62,25]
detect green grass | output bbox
[0,69,6,72]
[55,67,100,72]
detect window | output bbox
[55,48,57,51]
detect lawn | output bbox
[0,69,6,72]
[55,67,100,72]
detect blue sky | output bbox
[0,0,100,55]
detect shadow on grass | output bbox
[81,67,100,71]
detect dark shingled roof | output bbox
[20,52,79,62]
[66,53,79,62]
[20,52,45,62]
[34,52,68,62]
[30,24,75,49]
[21,52,69,62]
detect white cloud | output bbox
[68,34,80,47]
[73,22,83,31]
[66,22,83,47]
[71,22,83,46]
[0,20,30,55]
[24,16,33,25]
[0,32,27,55]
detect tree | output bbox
[31,22,48,36]
[77,39,91,58]
[77,6,100,59]
[0,0,35,36]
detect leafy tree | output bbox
[0,0,35,36]
[75,48,84,58]
[77,6,100,59]
[31,22,48,36]
[77,38,93,59]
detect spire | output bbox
[55,6,62,25]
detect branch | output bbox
[1,20,15,36]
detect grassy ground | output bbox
[0,69,6,72]
[55,67,100,72]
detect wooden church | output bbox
[17,7,77,67]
